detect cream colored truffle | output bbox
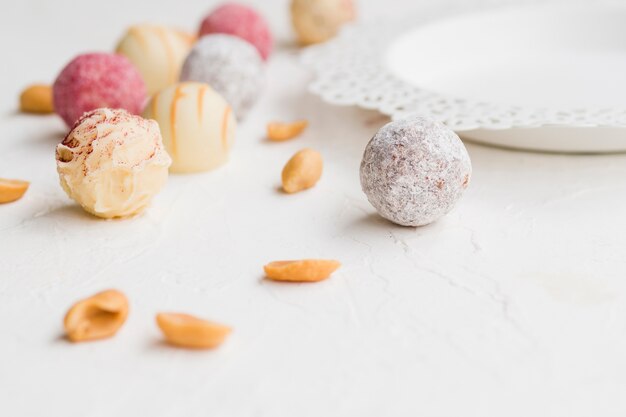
[56,108,171,219]
[116,25,194,96]
[291,0,356,45]
[143,82,236,174]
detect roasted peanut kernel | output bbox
[267,120,308,141]
[64,290,129,343]
[281,148,323,193]
[156,313,232,349]
[264,259,341,282]
[19,84,54,114]
[0,178,30,204]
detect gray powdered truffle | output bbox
[360,116,472,226]
[180,34,264,120]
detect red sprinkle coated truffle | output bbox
[53,53,146,127]
[199,3,273,60]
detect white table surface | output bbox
[2,0,626,416]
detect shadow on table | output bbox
[38,204,99,222]
[144,339,222,355]
[343,211,444,234]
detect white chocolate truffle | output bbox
[143,82,236,173]
[180,34,264,120]
[360,116,472,227]
[291,0,356,45]
[116,25,194,96]
[56,108,171,219]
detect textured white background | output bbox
[2,0,626,416]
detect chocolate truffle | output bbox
[360,116,472,227]
[143,82,236,173]
[56,108,171,219]
[53,53,146,127]
[198,3,273,60]
[116,25,194,96]
[180,34,264,120]
[291,0,356,45]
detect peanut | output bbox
[19,84,54,114]
[64,290,129,342]
[267,120,308,141]
[281,148,323,193]
[156,313,231,349]
[0,178,29,204]
[264,259,341,282]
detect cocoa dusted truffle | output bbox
[360,116,472,226]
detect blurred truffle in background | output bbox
[198,3,273,60]
[116,25,194,96]
[291,0,356,45]
[181,34,265,120]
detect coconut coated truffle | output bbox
[180,34,264,120]
[360,116,472,227]
[53,53,146,127]
[142,82,236,173]
[56,108,171,219]
[198,3,272,60]
[116,25,194,96]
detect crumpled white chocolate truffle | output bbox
[360,116,472,227]
[56,108,172,219]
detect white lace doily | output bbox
[301,3,626,133]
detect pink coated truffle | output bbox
[198,3,273,60]
[53,53,147,127]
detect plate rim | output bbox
[301,0,626,135]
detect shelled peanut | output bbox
[64,290,129,342]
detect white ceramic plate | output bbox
[302,2,626,153]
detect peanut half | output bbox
[64,290,129,342]
[0,178,29,204]
[156,313,232,349]
[267,120,308,142]
[281,148,323,193]
[264,259,341,282]
[19,84,54,114]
